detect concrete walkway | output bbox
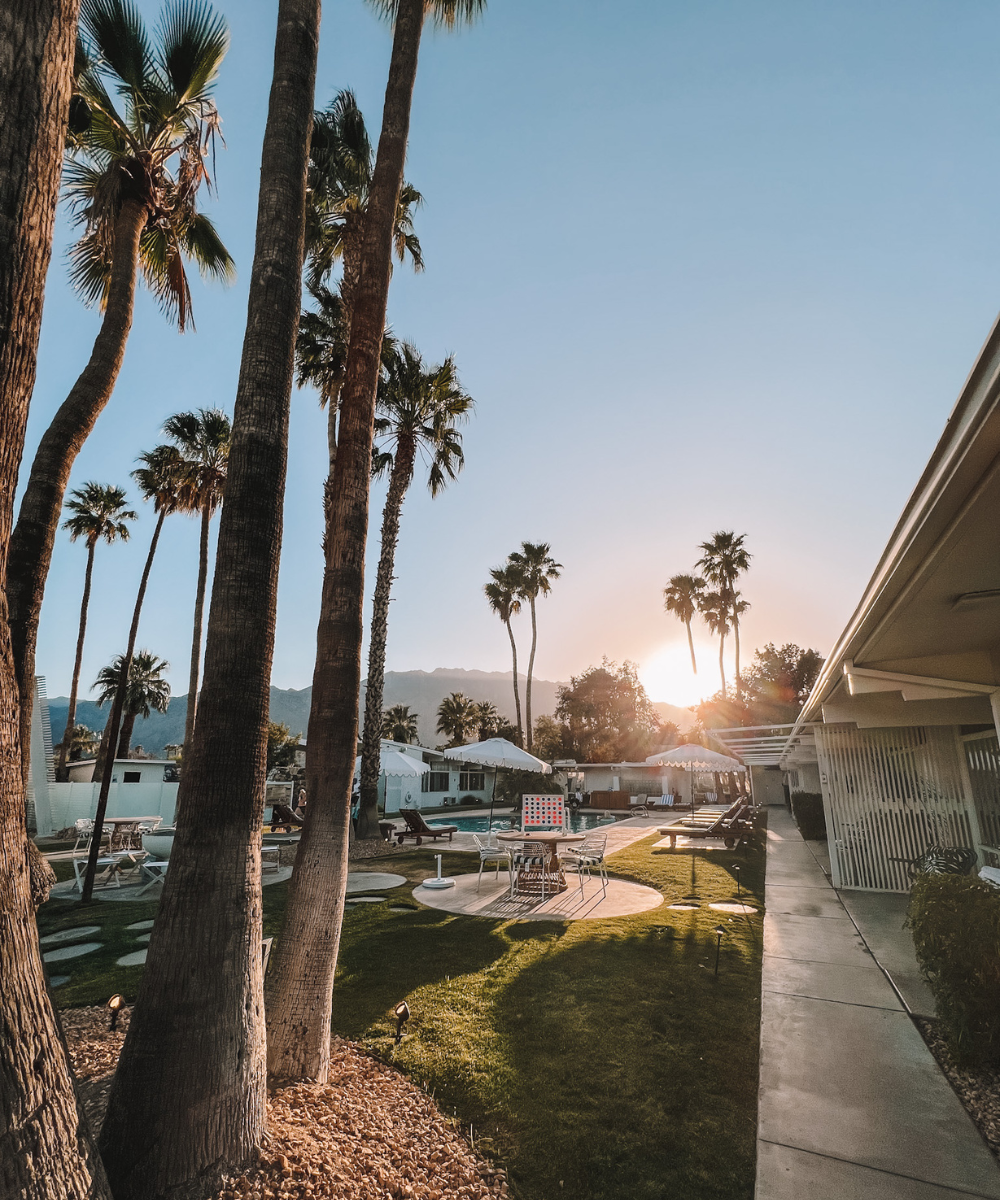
[757,806,1000,1200]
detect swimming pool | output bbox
[427,811,627,834]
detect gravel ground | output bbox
[916,1017,1000,1163]
[63,1006,505,1199]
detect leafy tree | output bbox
[436,691,477,747]
[357,343,472,837]
[8,0,233,760]
[554,659,662,763]
[494,767,558,808]
[55,482,136,779]
[99,0,320,1189]
[162,408,231,749]
[696,531,751,695]
[696,643,825,728]
[508,541,561,752]
[267,722,300,772]
[381,704,419,743]
[93,650,171,758]
[663,573,705,674]
[531,713,567,762]
[484,563,523,744]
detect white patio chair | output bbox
[562,833,608,897]
[71,818,110,854]
[509,842,554,900]
[473,832,511,892]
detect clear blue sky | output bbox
[28,0,1000,705]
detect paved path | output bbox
[757,806,1000,1200]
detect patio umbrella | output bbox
[353,748,431,778]
[645,743,745,809]
[445,738,552,830]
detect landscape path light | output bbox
[107,993,124,1031]
[394,1000,410,1044]
[713,926,726,977]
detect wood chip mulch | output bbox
[916,1017,1000,1163]
[63,1006,506,1200]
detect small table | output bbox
[497,830,585,895]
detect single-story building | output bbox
[356,740,495,813]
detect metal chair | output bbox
[562,833,608,896]
[473,832,511,892]
[510,841,553,900]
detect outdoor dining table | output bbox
[496,830,585,895]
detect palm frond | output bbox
[81,0,151,92]
[158,0,228,101]
[139,220,193,330]
[179,210,235,282]
[67,229,113,307]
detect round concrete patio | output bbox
[413,872,662,922]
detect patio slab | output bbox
[345,872,406,893]
[413,872,662,922]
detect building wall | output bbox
[751,766,787,807]
[45,780,180,833]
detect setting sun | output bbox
[638,639,721,707]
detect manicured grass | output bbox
[39,826,765,1200]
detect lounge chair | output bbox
[395,808,458,846]
[658,799,750,849]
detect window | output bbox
[459,771,485,791]
[122,771,141,783]
[422,771,450,793]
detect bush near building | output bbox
[790,792,826,840]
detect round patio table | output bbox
[497,830,585,894]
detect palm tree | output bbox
[98,0,319,1190]
[696,531,751,696]
[55,483,136,780]
[7,0,233,760]
[162,408,231,749]
[265,0,486,1089]
[663,573,706,676]
[357,344,472,838]
[484,564,524,745]
[436,692,477,746]
[508,542,562,752]
[57,724,102,765]
[93,650,171,758]
[381,704,418,743]
[473,700,502,741]
[699,589,732,698]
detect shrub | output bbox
[907,873,1000,1067]
[494,769,561,807]
[790,792,826,840]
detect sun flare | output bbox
[638,639,719,707]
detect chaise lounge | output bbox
[657,799,751,849]
[395,808,459,846]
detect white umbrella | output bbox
[353,749,430,778]
[444,738,552,828]
[645,743,745,773]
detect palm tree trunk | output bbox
[116,711,136,759]
[57,541,95,780]
[733,614,741,699]
[719,632,727,698]
[183,503,212,750]
[358,441,415,839]
[97,3,319,1192]
[525,596,537,751]
[505,618,523,744]
[0,5,114,1193]
[265,0,425,1086]
[686,618,697,675]
[8,193,147,784]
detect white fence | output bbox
[37,780,179,836]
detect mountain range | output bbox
[47,667,695,755]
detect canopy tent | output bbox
[645,743,746,773]
[445,738,552,828]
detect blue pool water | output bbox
[427,811,626,834]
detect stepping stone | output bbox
[42,942,102,963]
[125,919,155,931]
[389,906,413,913]
[709,902,757,914]
[346,872,406,894]
[116,950,147,967]
[350,896,386,904]
[135,933,151,944]
[48,975,71,988]
[39,925,101,947]
[668,903,699,911]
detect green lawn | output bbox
[39,825,765,1200]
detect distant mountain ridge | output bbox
[47,667,695,755]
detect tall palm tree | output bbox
[55,482,136,780]
[473,700,502,741]
[436,692,477,746]
[99,0,319,1191]
[57,724,102,765]
[484,564,523,745]
[162,408,230,749]
[381,704,418,743]
[508,542,562,752]
[696,531,751,696]
[699,589,732,698]
[8,0,233,764]
[357,344,472,838]
[663,573,706,676]
[92,650,171,758]
[266,0,486,1089]
[0,5,114,1186]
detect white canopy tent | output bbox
[445,738,551,828]
[353,748,429,815]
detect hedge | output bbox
[907,872,1000,1067]
[790,792,827,840]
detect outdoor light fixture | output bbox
[713,926,725,977]
[107,993,124,1031]
[734,864,741,899]
[394,1001,410,1045]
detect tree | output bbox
[97,0,320,1193]
[265,0,486,1089]
[696,531,751,696]
[508,541,561,751]
[55,482,136,779]
[7,0,233,771]
[436,691,477,746]
[554,659,662,763]
[663,573,705,675]
[474,700,503,741]
[382,704,418,743]
[56,723,101,764]
[267,721,300,771]
[531,713,566,762]
[698,589,731,698]
[484,562,523,744]
[695,643,825,729]
[357,343,472,837]
[162,407,231,749]
[92,650,170,757]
